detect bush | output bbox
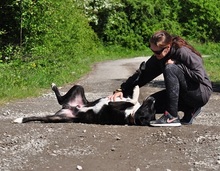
[178,0,220,42]
[0,0,101,101]
[78,0,220,49]
[1,0,220,103]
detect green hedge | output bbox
[0,0,101,101]
[78,0,220,49]
[1,0,220,57]
[0,0,220,102]
[1,0,100,62]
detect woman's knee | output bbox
[164,64,184,78]
[164,64,178,73]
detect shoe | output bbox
[150,112,181,127]
[180,107,201,125]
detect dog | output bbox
[13,83,156,125]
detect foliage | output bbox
[76,0,182,49]
[77,0,220,49]
[178,0,220,42]
[1,0,220,103]
[1,0,100,62]
[0,0,100,102]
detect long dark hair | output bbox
[172,36,202,57]
[149,30,202,58]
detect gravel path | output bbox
[0,57,220,171]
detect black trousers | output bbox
[150,64,209,117]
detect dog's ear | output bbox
[145,96,156,112]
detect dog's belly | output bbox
[79,98,109,113]
[68,95,84,107]
[78,97,139,117]
[79,97,132,113]
[60,109,76,118]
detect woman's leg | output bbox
[163,64,188,117]
[163,64,207,124]
[150,64,187,126]
[150,64,208,126]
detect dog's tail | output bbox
[13,117,24,123]
[13,115,78,124]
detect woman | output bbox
[109,30,212,127]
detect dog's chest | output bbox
[93,98,109,113]
[79,97,140,117]
[79,98,109,113]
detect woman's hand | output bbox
[108,92,123,101]
[166,59,175,65]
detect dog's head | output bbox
[133,96,156,126]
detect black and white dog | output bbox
[13,83,156,125]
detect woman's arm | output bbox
[175,47,205,83]
[120,56,162,97]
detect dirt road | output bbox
[0,57,220,171]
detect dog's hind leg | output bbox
[13,115,77,123]
[51,83,65,105]
[51,83,88,106]
[13,107,79,124]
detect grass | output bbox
[204,56,220,83]
[0,46,150,104]
[200,43,220,83]
[0,43,219,104]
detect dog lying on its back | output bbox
[13,83,156,125]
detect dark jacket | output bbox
[120,46,212,102]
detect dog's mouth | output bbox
[128,115,146,125]
[136,117,149,126]
[134,118,145,125]
[127,114,135,125]
[129,112,151,126]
